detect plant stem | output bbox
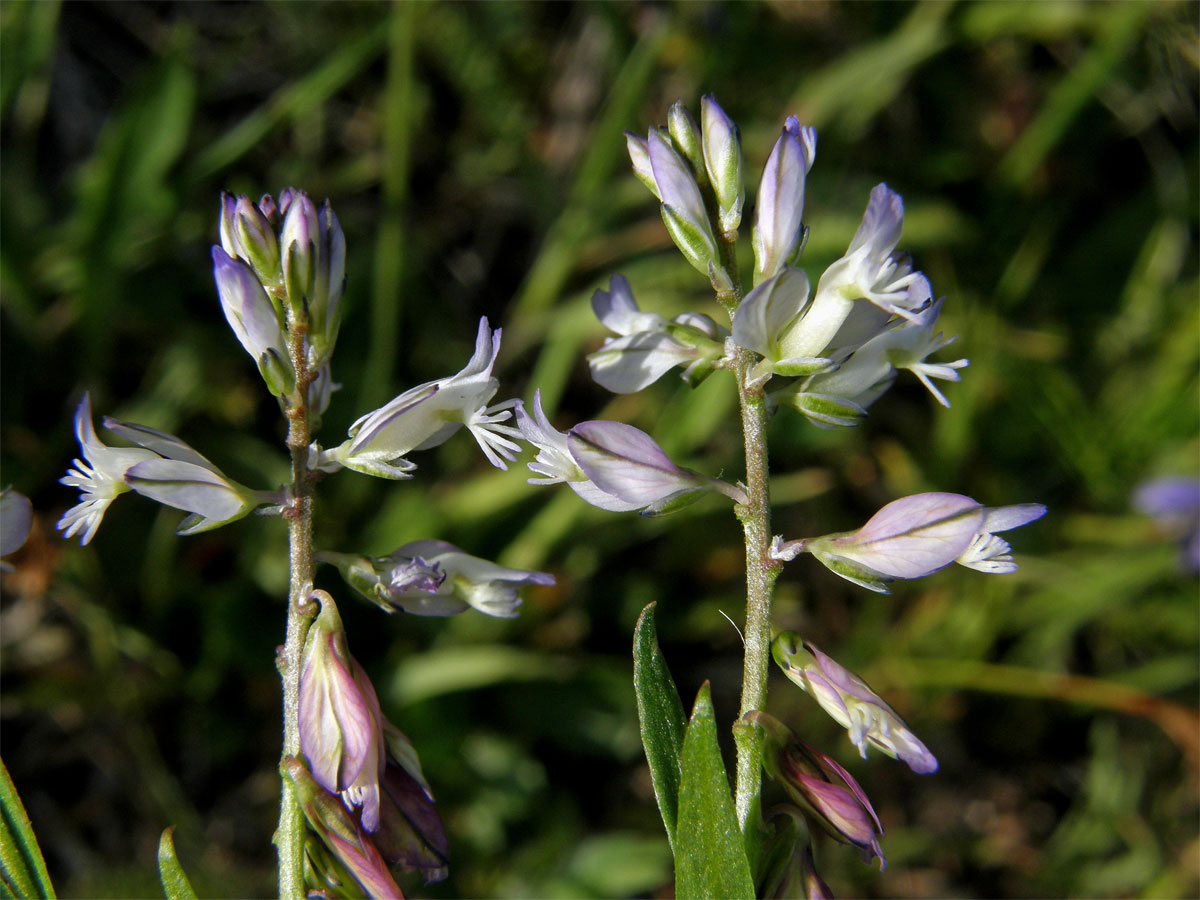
[716,239,780,869]
[275,313,318,900]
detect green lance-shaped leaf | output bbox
[0,756,56,900]
[157,827,198,900]
[633,603,687,854]
[675,683,755,900]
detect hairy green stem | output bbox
[716,237,781,870]
[275,313,318,900]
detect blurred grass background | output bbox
[1,1,1197,897]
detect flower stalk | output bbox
[276,283,319,900]
[720,231,782,866]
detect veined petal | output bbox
[732,267,811,359]
[567,421,699,507]
[825,493,985,578]
[591,274,666,336]
[588,332,697,394]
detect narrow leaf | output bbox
[676,683,755,900]
[633,603,687,853]
[0,757,56,900]
[157,827,198,900]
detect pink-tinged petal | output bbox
[833,492,984,578]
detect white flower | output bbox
[752,116,817,285]
[777,184,928,362]
[319,318,521,478]
[58,394,263,544]
[58,394,157,544]
[587,275,726,394]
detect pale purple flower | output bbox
[752,116,817,285]
[748,711,885,870]
[587,274,726,393]
[319,318,521,478]
[772,632,937,774]
[778,184,929,363]
[0,488,33,561]
[516,391,642,512]
[1135,477,1200,573]
[299,591,387,832]
[778,492,1046,592]
[515,391,746,513]
[57,395,263,543]
[322,542,554,619]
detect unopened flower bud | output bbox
[667,100,707,189]
[212,246,294,398]
[753,117,816,285]
[647,128,723,281]
[701,95,743,235]
[625,132,660,200]
[233,195,281,287]
[281,189,321,314]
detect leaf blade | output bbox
[157,827,198,900]
[676,683,755,900]
[0,757,56,900]
[633,602,687,854]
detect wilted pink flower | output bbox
[299,591,387,831]
[284,756,404,900]
[748,711,885,869]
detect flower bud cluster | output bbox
[215,189,345,418]
[626,95,744,292]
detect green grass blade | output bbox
[0,757,56,900]
[157,827,198,900]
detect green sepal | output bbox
[668,101,708,189]
[257,347,296,399]
[771,357,837,378]
[157,827,198,900]
[790,391,866,428]
[0,757,56,900]
[640,486,706,518]
[809,546,893,593]
[661,203,718,278]
[633,603,687,855]
[676,683,755,900]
